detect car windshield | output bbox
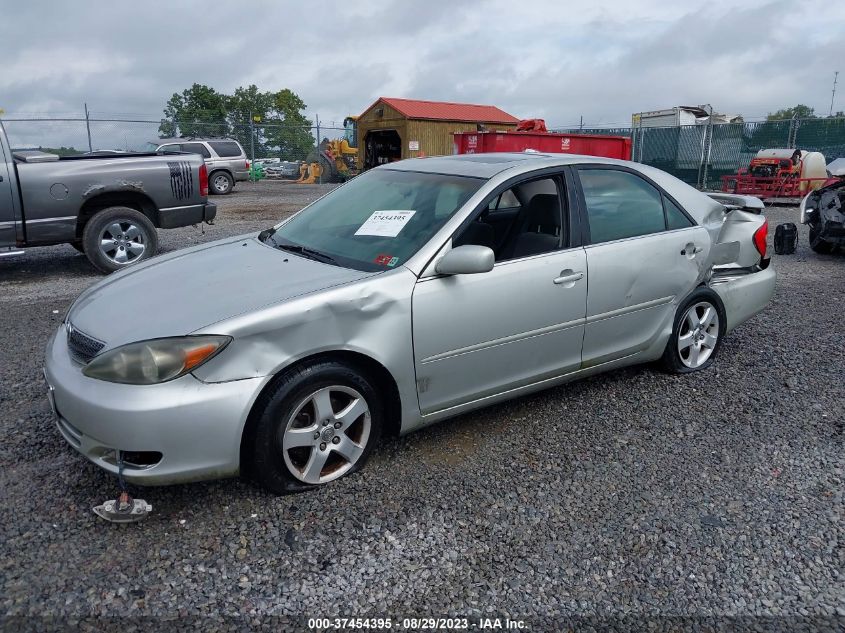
[266,169,484,271]
[143,142,161,152]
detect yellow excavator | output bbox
[297,116,360,183]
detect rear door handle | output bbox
[553,270,584,285]
[681,245,703,256]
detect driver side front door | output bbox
[0,141,17,247]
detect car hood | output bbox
[68,236,375,349]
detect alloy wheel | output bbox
[677,301,720,368]
[98,221,146,265]
[279,385,371,484]
[213,174,230,193]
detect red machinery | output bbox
[453,120,632,160]
[721,149,828,199]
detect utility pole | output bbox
[579,115,583,131]
[830,71,840,117]
[84,103,93,153]
[249,112,256,180]
[316,114,321,184]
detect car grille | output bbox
[66,322,105,364]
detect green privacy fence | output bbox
[557,118,845,189]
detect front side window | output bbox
[579,169,666,243]
[267,169,483,272]
[455,176,565,262]
[208,141,243,157]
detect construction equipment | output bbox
[297,116,359,184]
[721,149,828,199]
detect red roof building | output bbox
[372,97,519,124]
[356,97,520,167]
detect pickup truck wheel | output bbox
[660,288,726,374]
[245,360,383,494]
[82,207,158,274]
[209,171,233,195]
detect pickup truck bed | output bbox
[1,123,216,273]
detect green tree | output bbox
[266,88,314,161]
[225,84,276,157]
[158,83,229,137]
[158,84,315,160]
[766,104,816,121]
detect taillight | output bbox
[245,160,250,170]
[753,218,768,259]
[199,164,209,197]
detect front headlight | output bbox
[82,336,231,384]
[799,194,811,224]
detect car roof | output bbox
[153,137,240,144]
[383,152,633,178]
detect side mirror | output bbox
[435,245,495,276]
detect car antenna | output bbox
[92,450,153,523]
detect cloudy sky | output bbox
[1,0,843,131]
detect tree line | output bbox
[158,83,316,160]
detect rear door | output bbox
[0,137,17,247]
[574,165,710,366]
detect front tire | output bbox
[209,171,234,195]
[809,223,835,254]
[661,288,726,374]
[81,207,158,274]
[246,360,383,494]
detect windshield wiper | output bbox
[275,243,338,265]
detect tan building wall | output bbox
[356,99,518,165]
[405,120,516,158]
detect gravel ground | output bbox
[0,183,843,629]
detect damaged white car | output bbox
[800,159,845,253]
[44,153,775,494]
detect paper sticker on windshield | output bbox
[355,210,416,237]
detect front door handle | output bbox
[553,270,584,285]
[681,244,703,256]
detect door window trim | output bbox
[572,164,698,247]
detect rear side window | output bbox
[208,141,243,157]
[180,142,211,159]
[664,197,694,230]
[579,169,666,243]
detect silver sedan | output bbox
[44,153,776,493]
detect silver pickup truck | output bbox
[0,121,216,272]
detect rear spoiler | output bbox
[705,192,765,214]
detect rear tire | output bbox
[245,360,383,494]
[209,171,234,195]
[660,288,726,374]
[82,207,158,274]
[809,224,835,254]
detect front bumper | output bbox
[44,328,266,485]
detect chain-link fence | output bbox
[0,116,345,166]
[4,115,845,190]
[558,117,845,189]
